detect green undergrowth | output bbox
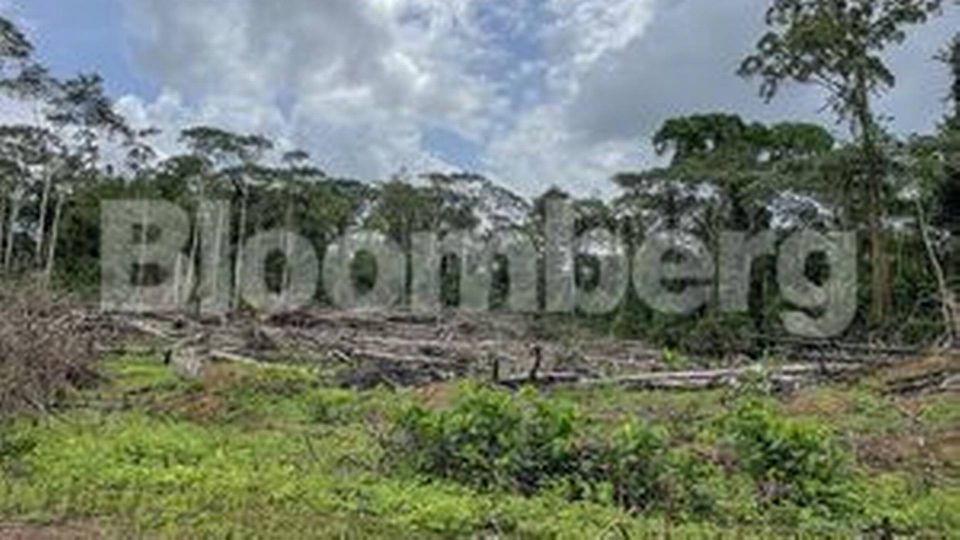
[0,354,955,538]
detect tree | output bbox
[41,74,130,283]
[938,33,960,130]
[739,0,944,325]
[180,127,274,310]
[0,125,63,273]
[0,16,31,63]
[277,149,320,299]
[0,16,32,92]
[368,179,443,248]
[895,135,958,342]
[0,17,130,283]
[124,127,161,180]
[626,114,834,232]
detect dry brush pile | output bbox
[0,285,101,415]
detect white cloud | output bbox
[121,0,501,180]
[486,0,656,197]
[113,0,959,198]
[486,103,642,198]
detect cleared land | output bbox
[0,310,956,538]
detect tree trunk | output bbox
[187,216,201,309]
[854,73,890,326]
[0,193,6,270]
[42,193,65,286]
[35,169,53,268]
[915,199,957,343]
[282,194,294,306]
[232,191,248,311]
[136,200,150,308]
[186,180,206,314]
[867,171,889,324]
[172,249,183,308]
[5,196,20,273]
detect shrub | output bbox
[601,421,670,511]
[722,398,859,516]
[390,384,866,524]
[0,284,100,416]
[0,427,36,464]
[393,385,723,518]
[588,422,722,518]
[393,383,580,494]
[646,312,759,357]
[305,389,358,424]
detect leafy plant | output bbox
[722,398,859,516]
[392,383,580,494]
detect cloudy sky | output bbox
[3,0,958,197]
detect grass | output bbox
[0,354,956,538]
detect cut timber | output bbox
[887,369,960,395]
[207,349,306,372]
[209,349,263,367]
[883,355,960,395]
[120,318,176,341]
[500,363,867,391]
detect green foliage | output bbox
[391,383,874,526]
[599,421,699,513]
[740,0,943,117]
[611,291,651,340]
[392,384,727,517]
[660,348,690,370]
[0,16,33,61]
[394,384,580,494]
[0,426,36,469]
[722,397,858,517]
[304,389,359,425]
[0,356,956,537]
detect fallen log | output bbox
[209,349,263,367]
[886,369,960,395]
[942,374,960,392]
[343,347,471,370]
[118,318,176,341]
[499,363,868,392]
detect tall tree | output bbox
[278,149,318,298]
[933,33,960,339]
[739,0,944,325]
[939,34,960,129]
[625,113,834,231]
[180,127,274,310]
[0,126,63,273]
[368,179,443,249]
[41,74,130,282]
[0,16,130,282]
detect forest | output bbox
[0,1,957,538]
[0,3,959,345]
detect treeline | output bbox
[0,2,958,350]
